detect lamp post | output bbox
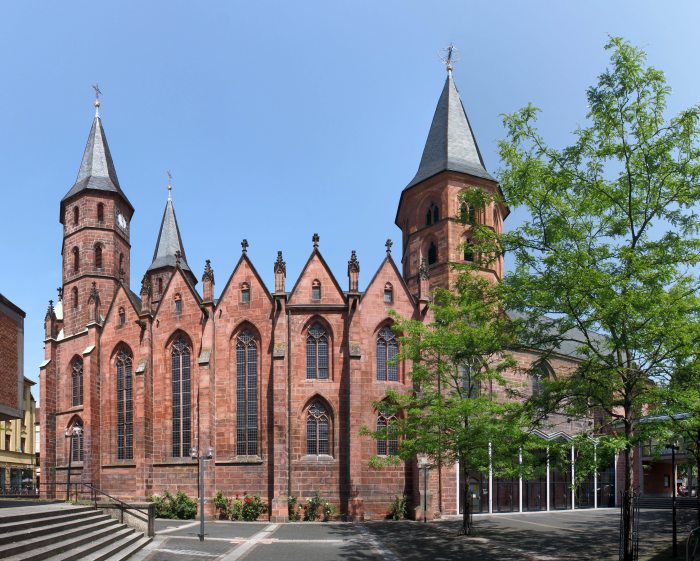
[666,441,680,558]
[64,425,82,501]
[418,459,430,523]
[190,446,214,541]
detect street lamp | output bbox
[190,446,214,541]
[418,458,431,523]
[64,425,82,501]
[666,440,681,558]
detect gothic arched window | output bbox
[73,206,79,225]
[428,242,437,265]
[236,329,258,456]
[306,324,329,379]
[72,358,83,407]
[307,402,329,455]
[171,337,191,457]
[469,205,477,224]
[376,410,398,456]
[95,245,102,269]
[73,247,80,273]
[376,326,398,382]
[425,202,439,227]
[97,203,104,222]
[68,419,84,462]
[532,361,552,396]
[464,240,474,262]
[116,349,133,460]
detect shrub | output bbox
[304,490,336,522]
[147,487,197,520]
[242,493,268,521]
[388,494,407,520]
[213,491,266,521]
[288,494,300,522]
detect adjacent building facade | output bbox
[0,294,26,422]
[40,70,598,520]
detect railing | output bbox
[0,484,38,496]
[41,482,148,524]
[688,527,700,561]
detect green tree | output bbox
[361,244,529,535]
[497,37,700,560]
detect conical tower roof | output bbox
[405,74,495,190]
[61,112,133,213]
[147,196,193,275]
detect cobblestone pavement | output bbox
[132,508,699,561]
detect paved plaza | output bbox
[127,509,697,561]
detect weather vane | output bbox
[438,44,460,74]
[92,83,102,106]
[168,169,172,192]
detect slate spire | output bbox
[405,74,495,190]
[61,110,133,214]
[147,195,193,276]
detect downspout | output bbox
[288,308,292,498]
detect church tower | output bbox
[59,98,134,336]
[395,63,508,295]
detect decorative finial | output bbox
[174,250,182,266]
[140,273,151,296]
[312,233,320,249]
[88,281,100,304]
[167,169,172,199]
[241,239,249,253]
[348,250,360,274]
[385,239,393,253]
[203,259,215,283]
[45,300,57,322]
[92,83,102,115]
[274,251,286,275]
[418,257,430,280]
[438,44,460,75]
[57,287,63,302]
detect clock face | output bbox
[116,209,129,234]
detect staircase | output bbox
[0,503,151,560]
[638,496,699,510]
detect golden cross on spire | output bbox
[438,44,460,74]
[92,83,102,107]
[167,169,172,199]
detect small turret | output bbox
[202,260,215,302]
[274,252,286,294]
[44,300,57,339]
[347,251,360,293]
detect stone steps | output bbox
[0,504,151,561]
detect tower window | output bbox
[95,245,102,269]
[73,207,79,225]
[307,323,329,379]
[425,201,439,227]
[384,283,393,303]
[97,203,104,222]
[72,358,83,407]
[376,410,398,456]
[174,294,182,313]
[241,283,250,303]
[464,240,474,262]
[460,203,467,221]
[116,349,133,460]
[72,287,78,309]
[171,337,191,457]
[73,247,80,272]
[376,326,398,382]
[119,308,125,325]
[312,280,321,300]
[428,242,437,265]
[119,254,124,273]
[236,329,258,456]
[307,402,329,456]
[158,278,163,294]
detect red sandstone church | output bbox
[40,69,613,520]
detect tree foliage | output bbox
[497,36,700,559]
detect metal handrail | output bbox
[688,527,700,561]
[41,482,148,523]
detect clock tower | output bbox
[59,101,134,336]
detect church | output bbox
[39,67,604,521]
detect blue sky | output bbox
[2,0,699,387]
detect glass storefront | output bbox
[495,476,520,512]
[458,471,489,514]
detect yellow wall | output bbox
[0,379,36,487]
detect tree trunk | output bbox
[622,420,635,561]
[695,451,700,529]
[460,479,472,536]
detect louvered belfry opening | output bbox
[116,349,133,460]
[171,337,191,457]
[236,329,258,456]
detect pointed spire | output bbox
[405,73,495,190]
[61,94,133,215]
[202,260,215,284]
[45,300,56,322]
[147,195,192,275]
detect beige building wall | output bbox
[0,378,37,488]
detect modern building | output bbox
[0,294,26,422]
[40,68,597,520]
[0,377,37,490]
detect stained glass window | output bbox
[236,329,258,456]
[171,338,191,457]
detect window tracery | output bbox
[307,402,329,455]
[171,337,191,457]
[376,326,398,382]
[306,323,329,379]
[236,329,258,456]
[116,349,133,460]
